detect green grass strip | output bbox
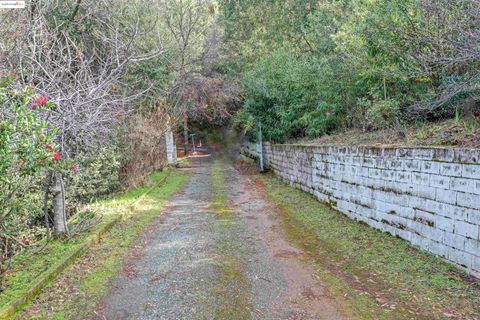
[0,218,119,320]
[26,167,189,319]
[260,173,480,320]
[0,167,185,319]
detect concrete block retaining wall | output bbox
[242,142,480,276]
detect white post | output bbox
[165,129,177,165]
[258,123,264,172]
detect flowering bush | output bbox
[32,96,49,109]
[0,80,126,257]
[0,80,58,256]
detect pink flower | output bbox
[33,96,49,109]
[52,152,61,161]
[45,145,55,152]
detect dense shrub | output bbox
[67,148,122,210]
[358,97,401,131]
[0,82,124,258]
[220,0,480,141]
[242,50,341,142]
[119,109,169,188]
[0,82,58,255]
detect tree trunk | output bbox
[43,172,53,239]
[52,171,68,237]
[183,115,188,156]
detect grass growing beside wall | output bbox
[0,167,189,319]
[260,174,480,320]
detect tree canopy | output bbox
[219,0,480,141]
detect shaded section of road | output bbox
[100,154,347,319]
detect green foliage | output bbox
[242,50,342,142]
[66,148,122,210]
[0,80,121,257]
[232,108,254,131]
[220,0,478,140]
[358,97,401,130]
[262,173,480,319]
[0,81,58,252]
[0,168,188,315]
[0,82,57,177]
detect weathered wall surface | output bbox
[243,142,480,276]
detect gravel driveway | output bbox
[100,153,346,320]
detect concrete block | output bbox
[434,215,455,233]
[414,208,437,226]
[421,223,446,243]
[412,148,434,160]
[430,174,451,189]
[382,147,397,158]
[365,147,383,157]
[462,164,480,180]
[435,188,457,205]
[362,157,375,168]
[466,209,480,225]
[411,185,436,200]
[457,192,480,210]
[443,231,466,250]
[398,148,414,158]
[373,158,386,169]
[412,172,430,186]
[352,157,362,166]
[432,148,455,162]
[395,171,412,183]
[380,169,395,182]
[404,159,422,172]
[447,247,471,268]
[422,161,441,174]
[450,177,476,194]
[409,233,426,248]
[386,159,404,170]
[369,168,383,179]
[436,202,469,220]
[390,193,410,208]
[454,220,479,239]
[349,146,360,156]
[473,255,480,272]
[464,238,480,256]
[454,149,480,163]
[427,240,449,258]
[408,196,428,211]
[249,142,480,277]
[440,163,463,177]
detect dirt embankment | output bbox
[299,118,480,148]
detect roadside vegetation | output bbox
[303,118,480,148]
[0,0,238,276]
[258,173,480,320]
[223,1,480,144]
[6,167,188,319]
[1,0,479,317]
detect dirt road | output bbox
[99,154,347,319]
